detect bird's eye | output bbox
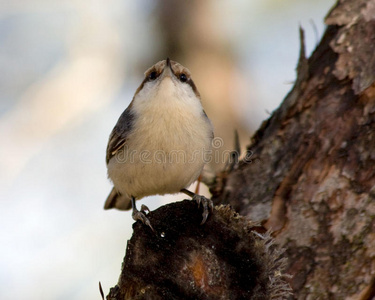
[148,71,158,81]
[179,73,187,82]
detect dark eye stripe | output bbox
[186,78,200,98]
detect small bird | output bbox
[104,58,214,230]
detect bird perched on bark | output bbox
[104,58,214,231]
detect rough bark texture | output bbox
[212,0,375,298]
[106,202,291,299]
[106,0,375,299]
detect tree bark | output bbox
[106,201,291,299]
[213,0,375,298]
[107,0,375,299]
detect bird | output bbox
[104,58,214,231]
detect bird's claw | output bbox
[140,204,151,214]
[132,209,155,233]
[193,195,214,225]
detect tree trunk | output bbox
[213,0,375,298]
[106,0,375,299]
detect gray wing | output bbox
[106,105,135,164]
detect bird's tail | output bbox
[104,188,132,211]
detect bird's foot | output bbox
[132,203,155,232]
[180,189,214,224]
[192,194,214,225]
[140,204,151,214]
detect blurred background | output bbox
[0,1,335,299]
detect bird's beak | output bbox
[162,57,174,79]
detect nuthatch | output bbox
[104,58,214,231]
